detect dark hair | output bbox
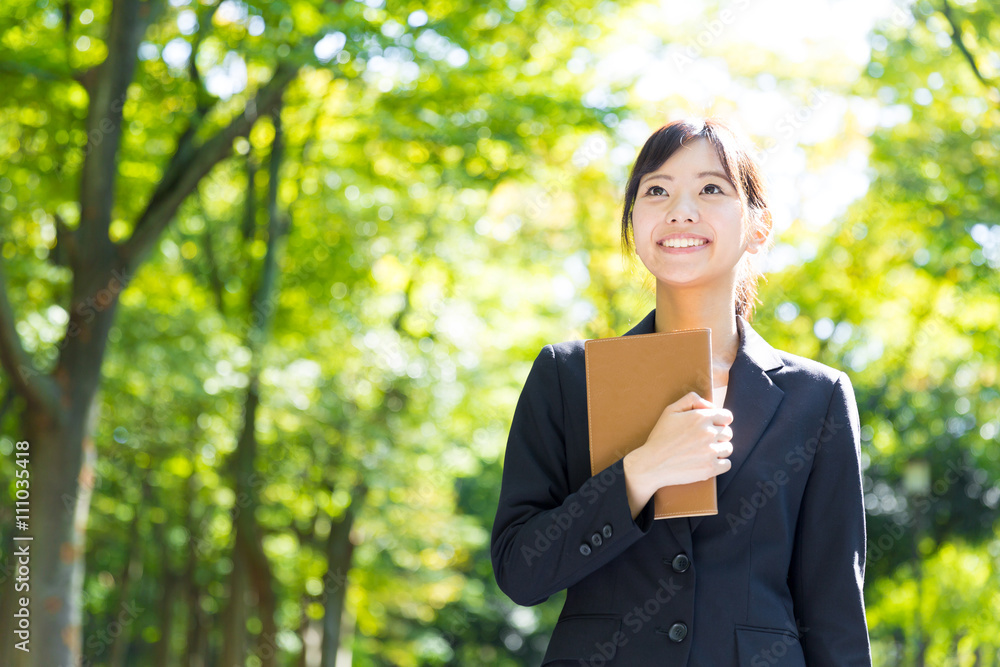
[620,117,773,322]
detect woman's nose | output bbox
[668,195,698,223]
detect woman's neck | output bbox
[653,280,741,387]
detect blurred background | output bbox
[0,0,999,665]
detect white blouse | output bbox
[714,384,728,407]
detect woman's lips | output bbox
[657,237,710,253]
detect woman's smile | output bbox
[657,234,712,252]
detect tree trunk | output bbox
[894,630,904,667]
[296,595,322,667]
[320,487,365,667]
[13,0,153,654]
[224,379,281,667]
[334,604,357,667]
[151,568,177,667]
[219,539,250,667]
[219,100,288,667]
[106,481,146,667]
[152,478,187,667]
[0,0,300,661]
[8,389,102,667]
[184,514,209,667]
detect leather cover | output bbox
[585,328,718,519]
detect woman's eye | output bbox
[646,185,668,196]
[703,183,724,194]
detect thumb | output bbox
[669,390,714,413]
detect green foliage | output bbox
[1,0,639,664]
[752,2,1000,663]
[2,0,1000,664]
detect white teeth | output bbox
[660,238,707,248]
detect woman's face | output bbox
[631,137,762,292]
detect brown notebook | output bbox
[585,328,718,519]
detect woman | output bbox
[490,118,872,665]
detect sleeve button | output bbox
[580,544,592,556]
[602,524,613,538]
[591,533,603,547]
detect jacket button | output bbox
[671,553,690,573]
[602,523,613,539]
[668,622,688,642]
[591,533,603,547]
[580,544,592,556]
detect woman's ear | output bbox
[745,209,772,254]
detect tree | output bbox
[751,0,1000,660]
[0,0,639,663]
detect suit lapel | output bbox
[622,310,785,539]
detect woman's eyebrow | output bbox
[641,170,734,187]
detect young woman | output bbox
[490,118,872,665]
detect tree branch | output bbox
[190,3,222,115]
[197,200,227,316]
[939,0,1000,94]
[76,0,150,268]
[242,155,258,243]
[0,258,60,413]
[247,93,287,355]
[118,61,300,273]
[0,61,72,82]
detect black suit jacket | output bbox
[491,310,872,666]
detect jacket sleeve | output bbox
[788,371,873,666]
[490,344,657,607]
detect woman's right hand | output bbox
[623,391,734,518]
